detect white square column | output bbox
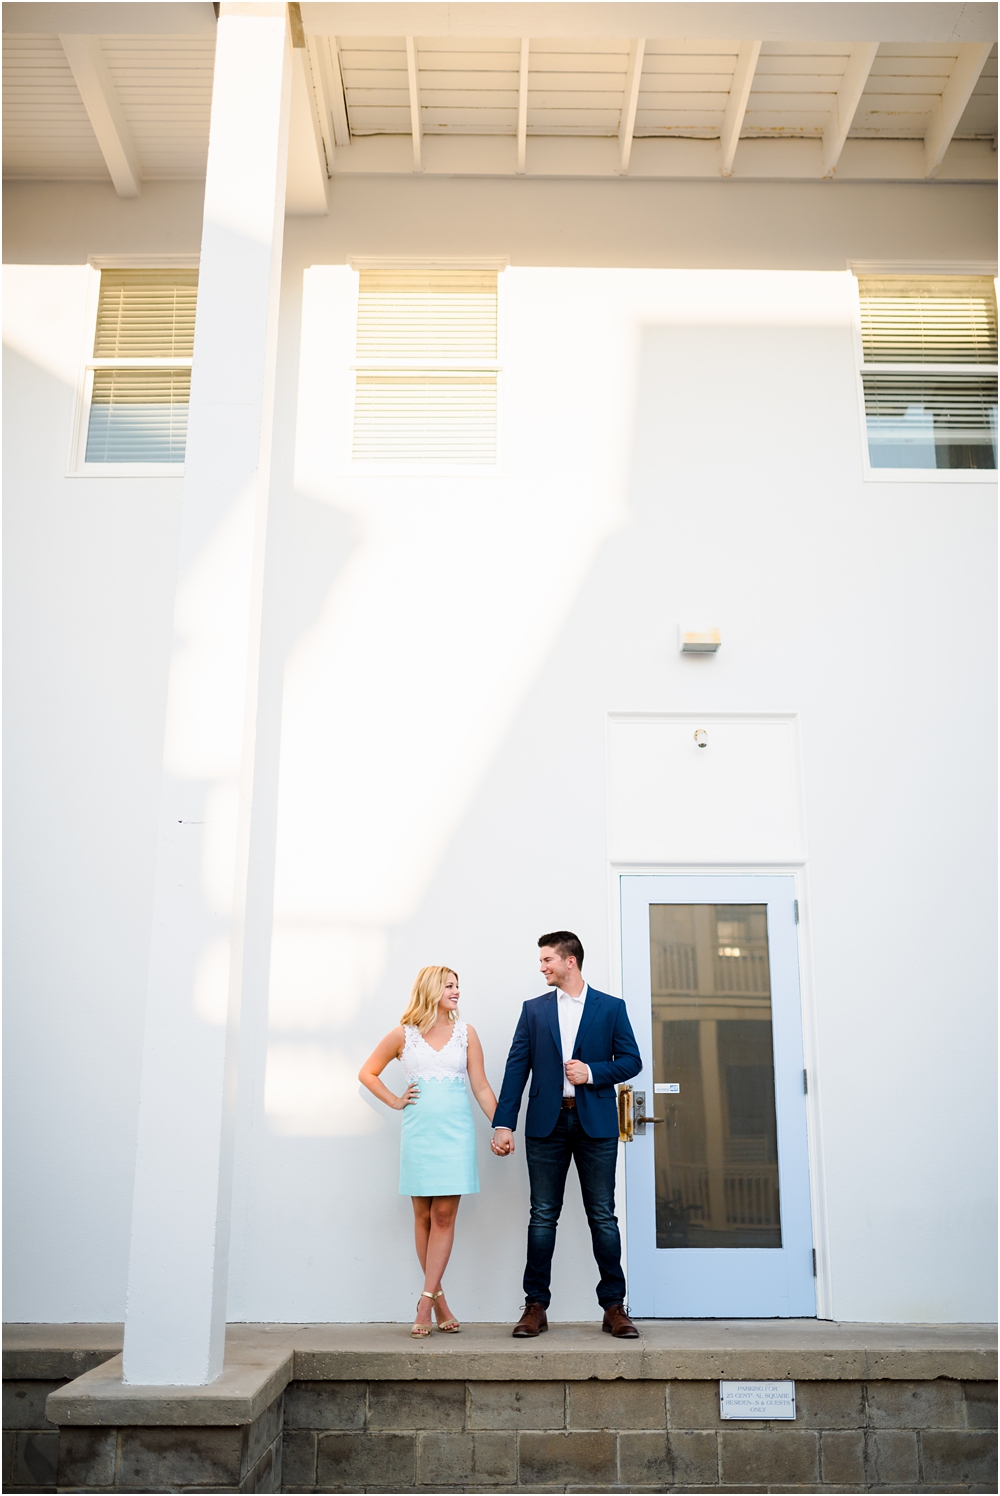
[123,2,291,1387]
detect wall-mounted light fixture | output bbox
[679,626,721,654]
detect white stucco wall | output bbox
[4,177,996,1325]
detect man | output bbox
[491,931,642,1338]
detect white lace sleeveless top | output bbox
[401,1020,469,1085]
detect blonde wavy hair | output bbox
[401,966,459,1033]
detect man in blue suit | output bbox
[492,931,642,1338]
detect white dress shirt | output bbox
[557,983,593,1096]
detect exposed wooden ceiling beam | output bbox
[406,35,422,172]
[321,36,352,147]
[719,40,761,178]
[326,132,997,181]
[821,42,879,177]
[618,37,645,174]
[287,45,329,213]
[924,42,992,177]
[59,33,141,197]
[516,37,529,174]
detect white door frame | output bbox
[609,860,832,1319]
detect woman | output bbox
[359,966,498,1336]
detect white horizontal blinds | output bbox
[858,277,998,365]
[86,369,191,463]
[858,275,998,470]
[353,269,498,463]
[354,374,497,461]
[85,268,198,463]
[93,270,198,358]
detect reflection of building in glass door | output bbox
[651,905,781,1249]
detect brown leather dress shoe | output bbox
[602,1303,640,1338]
[512,1302,548,1337]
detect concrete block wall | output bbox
[2,1377,66,1492]
[2,1379,281,1495]
[279,1376,998,1492]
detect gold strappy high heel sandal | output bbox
[435,1296,461,1333]
[411,1290,440,1337]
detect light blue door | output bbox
[621,874,815,1318]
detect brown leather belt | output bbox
[561,1097,576,1109]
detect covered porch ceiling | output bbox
[3,1,997,212]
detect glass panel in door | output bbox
[622,875,815,1319]
[651,904,781,1249]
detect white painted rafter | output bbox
[618,38,646,175]
[406,35,422,172]
[719,40,761,178]
[924,42,992,177]
[821,42,879,177]
[516,37,529,174]
[287,45,329,213]
[312,36,351,149]
[59,33,141,196]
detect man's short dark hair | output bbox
[538,931,584,970]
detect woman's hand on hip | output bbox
[394,1084,419,1110]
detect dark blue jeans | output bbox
[523,1106,626,1309]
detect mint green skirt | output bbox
[399,1078,480,1197]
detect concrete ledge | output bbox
[3,1322,124,1381]
[6,1321,992,1429]
[44,1327,302,1427]
[289,1320,999,1384]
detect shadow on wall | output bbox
[231,269,879,1324]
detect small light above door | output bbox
[679,626,721,654]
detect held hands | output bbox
[394,1083,419,1110]
[491,1127,515,1156]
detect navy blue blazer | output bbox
[492,986,642,1139]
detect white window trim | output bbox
[345,257,508,476]
[67,256,199,478]
[848,264,999,485]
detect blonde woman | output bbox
[359,967,498,1337]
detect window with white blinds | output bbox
[857,276,998,472]
[352,270,498,464]
[83,269,198,465]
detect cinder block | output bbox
[795,1380,865,1428]
[417,1431,516,1485]
[868,1377,965,1428]
[719,1428,819,1485]
[368,1379,465,1430]
[964,1382,999,1430]
[57,1427,117,1488]
[317,1431,415,1488]
[245,1393,283,1473]
[283,1380,366,1430]
[865,1427,918,1485]
[670,1429,718,1483]
[569,1379,666,1430]
[247,1439,278,1494]
[13,1429,59,1488]
[119,1425,243,1489]
[667,1380,721,1428]
[3,1379,66,1430]
[618,1431,672,1483]
[820,1429,864,1485]
[281,1428,316,1488]
[518,1430,617,1485]
[467,1380,564,1430]
[920,1429,999,1487]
